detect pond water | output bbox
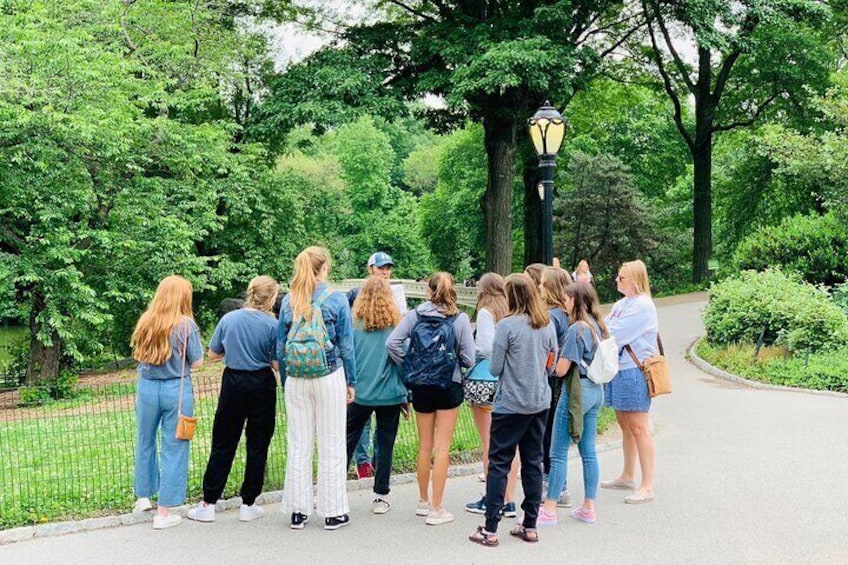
[0,326,26,364]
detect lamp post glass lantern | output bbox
[528,102,566,266]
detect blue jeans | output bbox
[546,378,603,502]
[353,417,373,465]
[134,377,194,507]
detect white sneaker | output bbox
[372,497,391,515]
[425,508,454,526]
[132,497,153,513]
[152,514,182,530]
[239,504,265,522]
[187,502,215,522]
[415,500,431,516]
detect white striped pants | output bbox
[282,367,349,518]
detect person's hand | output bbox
[346,386,356,405]
[401,402,410,420]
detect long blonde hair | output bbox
[245,275,278,313]
[290,246,331,320]
[540,267,572,310]
[476,272,508,323]
[505,273,550,329]
[428,272,458,316]
[131,276,194,365]
[620,260,651,297]
[353,277,401,331]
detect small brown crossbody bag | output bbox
[625,335,671,398]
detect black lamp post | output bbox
[528,102,566,265]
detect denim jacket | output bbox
[277,284,357,386]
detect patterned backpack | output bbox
[285,288,332,378]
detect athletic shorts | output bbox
[410,382,464,414]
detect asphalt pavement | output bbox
[2,299,847,565]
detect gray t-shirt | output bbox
[208,309,277,371]
[489,314,557,415]
[138,318,203,380]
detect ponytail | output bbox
[290,246,331,320]
[245,275,279,313]
[428,272,458,316]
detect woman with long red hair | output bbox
[131,275,203,530]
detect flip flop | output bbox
[468,526,499,547]
[509,524,539,543]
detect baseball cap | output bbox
[367,252,394,268]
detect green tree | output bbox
[636,0,834,282]
[258,1,639,274]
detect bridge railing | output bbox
[329,279,478,309]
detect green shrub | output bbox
[833,282,848,315]
[697,341,848,393]
[733,213,848,287]
[704,269,848,352]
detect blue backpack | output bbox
[402,312,458,390]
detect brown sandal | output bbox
[510,524,539,543]
[469,526,499,547]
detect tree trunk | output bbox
[522,152,542,266]
[25,294,62,385]
[482,115,517,275]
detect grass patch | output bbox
[696,340,848,393]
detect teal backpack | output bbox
[285,288,332,378]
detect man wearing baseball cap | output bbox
[346,252,394,307]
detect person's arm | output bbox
[456,313,475,369]
[475,309,496,359]
[333,294,357,387]
[488,323,509,377]
[386,310,416,364]
[276,297,292,382]
[207,349,224,362]
[186,322,204,369]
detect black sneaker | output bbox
[290,512,309,530]
[324,514,350,530]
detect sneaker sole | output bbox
[425,517,454,526]
[415,508,430,516]
[502,511,517,518]
[239,513,264,522]
[372,506,390,515]
[465,507,486,514]
[186,515,215,523]
[324,521,350,530]
[290,518,309,530]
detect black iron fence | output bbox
[0,369,482,530]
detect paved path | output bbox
[3,300,847,564]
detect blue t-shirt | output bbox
[209,309,277,371]
[549,307,569,349]
[138,318,203,380]
[561,319,601,376]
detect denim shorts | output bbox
[604,367,651,412]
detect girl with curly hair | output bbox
[345,277,408,514]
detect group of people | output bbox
[129,246,660,546]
